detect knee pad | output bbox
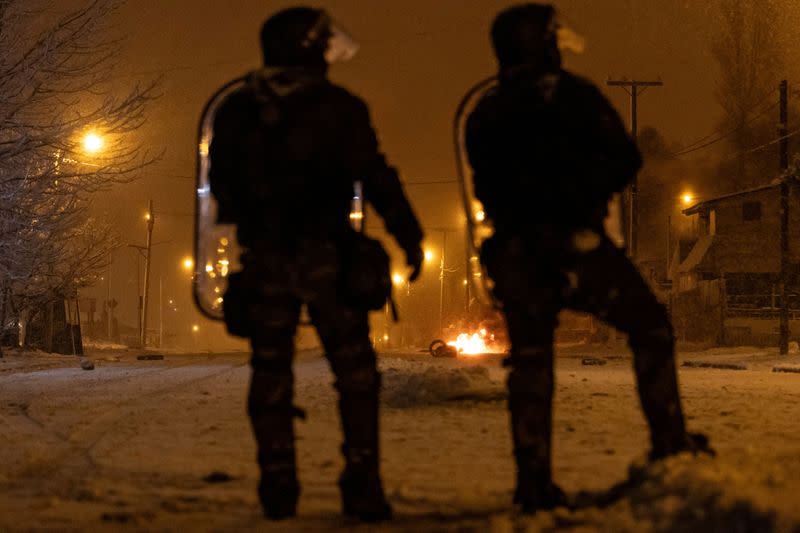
[629,320,675,355]
[248,365,294,417]
[505,348,554,405]
[329,341,379,394]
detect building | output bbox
[671,179,800,345]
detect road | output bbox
[0,348,799,532]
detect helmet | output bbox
[491,3,584,71]
[260,7,359,67]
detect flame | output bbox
[448,332,489,356]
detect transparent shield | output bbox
[194,77,248,320]
[454,76,500,307]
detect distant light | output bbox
[192,324,199,333]
[475,210,486,223]
[463,279,469,286]
[83,132,104,154]
[220,237,229,246]
[383,334,389,342]
[349,212,364,221]
[182,257,194,271]
[145,212,152,221]
[424,250,435,262]
[205,263,214,273]
[392,273,405,286]
[682,193,694,206]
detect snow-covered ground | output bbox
[0,346,799,532]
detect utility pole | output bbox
[439,231,447,337]
[106,263,112,340]
[607,78,663,259]
[779,80,790,355]
[159,275,164,348]
[140,200,155,348]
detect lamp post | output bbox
[427,227,462,337]
[140,201,155,348]
[392,273,411,347]
[191,324,200,352]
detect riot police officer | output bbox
[464,3,711,513]
[208,7,423,521]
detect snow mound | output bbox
[382,364,505,408]
[615,455,776,532]
[522,454,785,532]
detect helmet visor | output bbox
[325,21,360,64]
[556,25,585,54]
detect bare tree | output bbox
[711,0,788,191]
[0,0,157,353]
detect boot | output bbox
[257,449,299,520]
[248,364,300,520]
[650,432,715,461]
[629,326,702,461]
[339,447,393,522]
[505,351,564,514]
[335,363,392,522]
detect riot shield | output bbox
[454,75,500,307]
[193,76,248,320]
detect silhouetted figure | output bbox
[208,7,423,521]
[465,3,711,513]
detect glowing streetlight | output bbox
[192,324,200,333]
[392,273,405,286]
[424,249,435,262]
[83,132,104,154]
[681,193,694,207]
[182,257,194,271]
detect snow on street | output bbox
[1,347,799,532]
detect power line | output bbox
[671,87,779,155]
[672,100,780,157]
[718,126,800,163]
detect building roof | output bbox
[682,181,781,216]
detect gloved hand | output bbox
[406,247,424,282]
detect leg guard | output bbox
[328,340,391,522]
[504,347,565,512]
[628,321,689,460]
[248,342,299,520]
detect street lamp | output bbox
[182,257,194,272]
[82,132,104,154]
[424,249,435,263]
[681,193,694,207]
[191,324,199,351]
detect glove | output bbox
[406,247,424,282]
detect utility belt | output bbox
[222,234,393,338]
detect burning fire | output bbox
[447,328,493,356]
